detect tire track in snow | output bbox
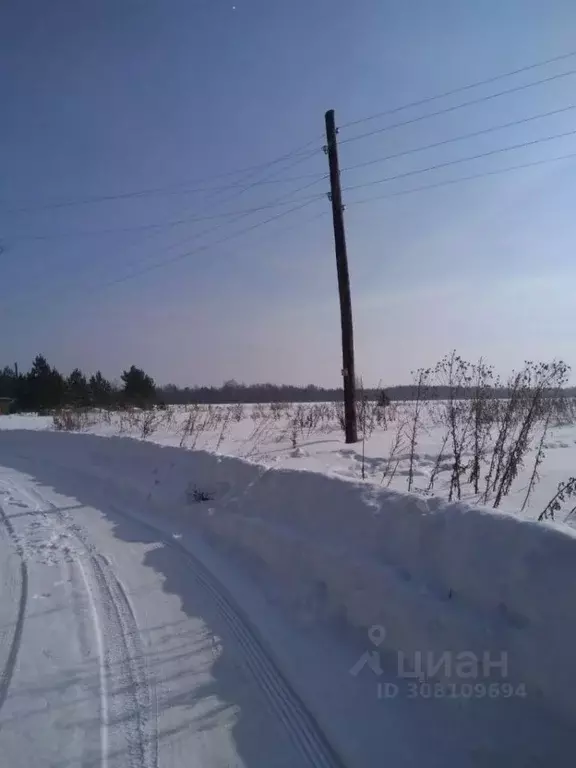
[0,498,28,715]
[107,504,347,768]
[1,477,157,768]
[1,469,344,766]
[88,552,157,768]
[74,555,110,768]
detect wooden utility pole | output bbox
[324,109,358,444]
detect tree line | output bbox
[3,357,575,413]
[1,363,384,409]
[0,356,156,412]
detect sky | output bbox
[2,0,576,387]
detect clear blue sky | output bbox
[2,0,576,386]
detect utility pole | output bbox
[324,109,358,443]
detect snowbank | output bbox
[2,429,576,724]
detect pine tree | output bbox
[66,368,90,406]
[121,366,156,408]
[89,371,114,407]
[0,366,18,400]
[19,355,66,412]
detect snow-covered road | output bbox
[1,431,575,767]
[0,461,344,768]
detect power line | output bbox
[1,145,327,245]
[346,150,576,209]
[0,166,328,307]
[78,197,324,297]
[339,69,576,146]
[95,174,327,287]
[340,104,576,174]
[3,186,327,242]
[0,141,323,213]
[340,48,576,129]
[0,199,325,312]
[0,155,324,214]
[341,128,576,194]
[90,161,329,281]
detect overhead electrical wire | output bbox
[75,197,324,297]
[345,150,576,209]
[104,153,329,277]
[4,186,327,241]
[1,139,326,246]
[340,48,576,129]
[1,198,327,314]
[6,47,576,307]
[5,49,576,213]
[0,138,327,306]
[0,140,323,213]
[45,144,576,297]
[340,104,576,173]
[339,68,576,146]
[341,127,576,193]
[0,164,325,214]
[71,140,329,294]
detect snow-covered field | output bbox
[3,398,575,521]
[1,410,576,766]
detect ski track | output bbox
[105,502,346,768]
[0,469,346,768]
[0,475,158,768]
[0,493,28,716]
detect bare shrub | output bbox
[482,371,526,504]
[139,410,159,439]
[492,361,569,508]
[468,359,494,494]
[521,409,552,513]
[179,405,200,448]
[117,408,141,435]
[549,394,576,426]
[290,419,298,450]
[434,353,474,502]
[243,410,275,458]
[335,402,345,432]
[521,371,569,512]
[270,402,289,421]
[53,408,88,431]
[231,403,245,422]
[187,484,214,503]
[381,414,407,487]
[215,406,233,452]
[406,368,431,492]
[156,406,176,432]
[358,397,378,441]
[539,477,576,522]
[251,403,268,421]
[98,408,113,426]
[426,432,450,493]
[191,406,216,450]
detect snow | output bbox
[0,442,340,767]
[3,399,573,520]
[0,425,575,766]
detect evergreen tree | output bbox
[0,366,18,399]
[67,368,90,406]
[121,365,156,408]
[89,371,114,407]
[18,355,66,412]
